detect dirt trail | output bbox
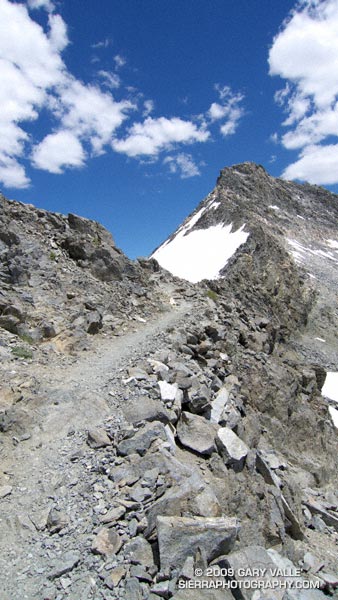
[0,300,194,600]
[37,300,193,436]
[2,298,193,459]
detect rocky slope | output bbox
[0,193,192,352]
[0,165,337,600]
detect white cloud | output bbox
[48,13,69,52]
[283,94,311,126]
[32,130,85,173]
[0,156,30,188]
[269,0,338,184]
[0,58,44,122]
[98,70,121,89]
[143,99,154,117]
[27,0,54,12]
[0,1,244,187]
[114,54,126,69]
[215,84,233,101]
[283,144,338,185]
[164,153,200,178]
[0,0,66,186]
[209,102,228,121]
[57,79,133,154]
[112,117,209,157]
[220,107,243,137]
[0,1,65,88]
[269,1,338,108]
[281,105,338,149]
[91,38,111,49]
[208,85,244,137]
[274,84,290,107]
[0,0,133,185]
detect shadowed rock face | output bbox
[0,197,137,285]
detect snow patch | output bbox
[287,239,338,263]
[322,372,338,404]
[290,251,304,263]
[327,239,338,249]
[183,206,207,232]
[314,337,326,343]
[269,205,280,211]
[152,223,249,283]
[329,406,338,429]
[159,206,207,251]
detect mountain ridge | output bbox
[152,162,338,369]
[0,164,337,599]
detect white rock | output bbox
[159,381,179,402]
[216,427,248,470]
[210,387,229,423]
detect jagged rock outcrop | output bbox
[0,193,193,353]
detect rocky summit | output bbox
[0,163,337,600]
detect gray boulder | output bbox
[176,411,218,456]
[87,427,111,448]
[120,395,172,425]
[156,515,239,571]
[123,536,154,568]
[117,421,167,456]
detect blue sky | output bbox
[1,0,338,257]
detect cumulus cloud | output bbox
[48,13,69,52]
[112,117,209,157]
[0,0,65,186]
[0,156,30,189]
[269,0,338,184]
[60,80,133,151]
[27,0,54,12]
[0,0,133,185]
[32,130,85,173]
[31,78,133,162]
[164,153,200,178]
[0,1,64,88]
[283,144,338,185]
[208,85,244,137]
[0,1,245,188]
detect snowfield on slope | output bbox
[152,222,249,283]
[322,372,338,403]
[322,372,338,429]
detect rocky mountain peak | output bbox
[217,160,269,184]
[152,163,338,364]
